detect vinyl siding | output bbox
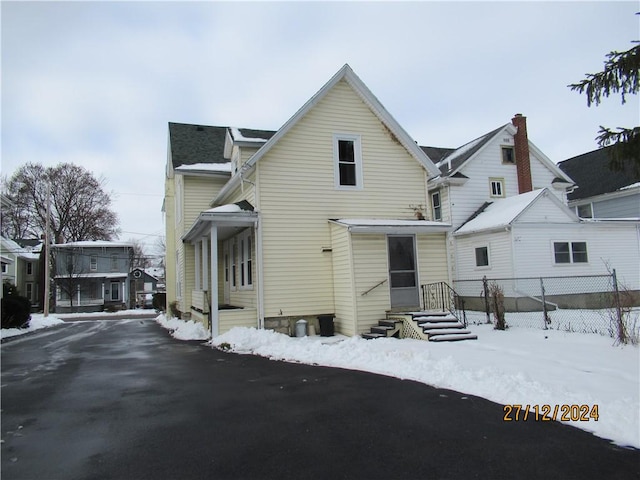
[448,137,567,230]
[455,231,513,281]
[353,234,389,334]
[517,194,576,223]
[330,223,355,336]
[417,234,449,285]
[512,223,640,289]
[257,79,430,318]
[592,193,640,218]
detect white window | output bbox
[576,204,593,219]
[239,231,253,289]
[431,191,442,221]
[490,178,505,197]
[475,246,490,268]
[26,262,33,275]
[111,254,118,271]
[333,134,363,189]
[26,283,33,301]
[90,256,98,271]
[553,242,588,264]
[231,241,237,291]
[1,263,6,274]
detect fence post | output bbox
[482,276,490,324]
[540,277,549,330]
[612,269,625,343]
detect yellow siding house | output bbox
[164,65,453,337]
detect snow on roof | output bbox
[436,135,485,170]
[205,204,243,213]
[455,189,546,235]
[619,182,640,191]
[230,127,269,143]
[175,162,232,173]
[335,218,447,227]
[53,241,134,248]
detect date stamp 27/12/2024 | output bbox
[503,404,599,422]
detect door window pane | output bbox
[388,236,415,271]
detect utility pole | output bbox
[43,182,51,317]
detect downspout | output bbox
[254,163,265,329]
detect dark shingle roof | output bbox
[420,146,455,164]
[168,123,277,169]
[558,146,640,201]
[168,123,229,168]
[422,125,507,176]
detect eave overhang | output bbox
[329,219,451,235]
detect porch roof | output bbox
[329,218,451,234]
[183,202,258,243]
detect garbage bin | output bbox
[317,315,334,337]
[295,319,308,337]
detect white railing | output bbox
[56,299,105,307]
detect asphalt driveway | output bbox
[1,319,637,480]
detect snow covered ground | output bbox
[202,323,638,449]
[0,313,65,339]
[3,311,637,448]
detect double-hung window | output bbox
[239,231,253,289]
[501,146,515,164]
[431,191,442,221]
[333,134,362,189]
[90,256,98,271]
[553,242,588,264]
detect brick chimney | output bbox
[512,113,533,193]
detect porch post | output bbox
[194,241,201,291]
[210,226,218,337]
[202,237,209,291]
[77,284,81,306]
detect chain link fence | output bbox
[453,272,640,339]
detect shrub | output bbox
[2,294,32,329]
[169,300,180,319]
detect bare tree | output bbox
[2,162,120,243]
[54,247,86,312]
[129,238,150,270]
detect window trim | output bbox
[431,191,442,221]
[474,245,490,269]
[239,230,253,290]
[501,146,516,164]
[576,203,593,219]
[489,178,505,198]
[553,241,589,265]
[333,133,363,190]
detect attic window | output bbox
[489,178,505,197]
[333,134,363,190]
[501,146,515,164]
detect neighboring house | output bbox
[53,241,133,313]
[130,267,161,308]
[558,146,640,219]
[165,64,452,337]
[0,236,41,308]
[424,114,576,280]
[451,188,640,306]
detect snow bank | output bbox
[211,325,639,448]
[155,314,209,341]
[1,314,65,339]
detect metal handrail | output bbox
[361,278,388,296]
[421,282,467,327]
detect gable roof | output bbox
[558,146,640,201]
[242,64,441,178]
[168,123,229,168]
[454,188,576,235]
[433,125,508,176]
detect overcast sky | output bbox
[2,1,638,254]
